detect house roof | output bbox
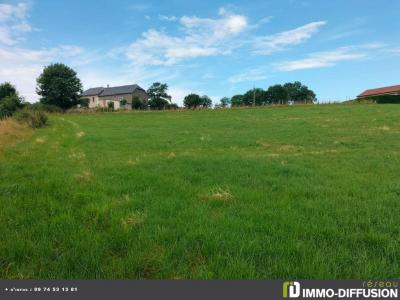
[81,84,146,97]
[81,87,104,96]
[358,84,400,97]
[100,84,145,96]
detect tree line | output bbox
[1,62,318,114]
[228,82,316,107]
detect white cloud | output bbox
[0,3,28,22]
[0,3,93,101]
[253,21,326,54]
[385,47,400,54]
[257,16,273,25]
[128,4,151,12]
[228,67,269,83]
[159,15,177,21]
[126,9,248,66]
[274,47,366,71]
[360,42,387,49]
[0,27,15,45]
[0,45,87,101]
[0,3,31,45]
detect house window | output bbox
[92,97,95,103]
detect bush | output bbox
[79,98,89,108]
[166,103,179,110]
[25,102,63,113]
[95,107,114,113]
[0,95,23,119]
[132,96,144,109]
[14,109,48,128]
[66,107,89,113]
[107,101,115,110]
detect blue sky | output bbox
[0,0,399,105]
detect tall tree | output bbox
[266,84,288,105]
[283,81,316,104]
[0,95,23,118]
[0,82,23,118]
[231,94,244,107]
[242,88,267,106]
[0,82,18,101]
[183,93,202,108]
[220,97,231,107]
[201,95,212,108]
[147,82,171,110]
[36,63,82,110]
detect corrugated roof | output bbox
[100,84,145,96]
[81,87,104,96]
[358,84,400,97]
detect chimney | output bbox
[107,84,109,88]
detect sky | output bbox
[0,0,399,105]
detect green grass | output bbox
[0,104,399,279]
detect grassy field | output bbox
[0,104,399,279]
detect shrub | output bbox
[66,107,89,113]
[166,103,179,110]
[0,95,23,119]
[149,97,168,110]
[25,102,63,113]
[79,97,89,108]
[132,96,143,109]
[95,107,114,113]
[107,101,115,110]
[14,109,48,128]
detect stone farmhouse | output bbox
[81,84,148,109]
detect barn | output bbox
[358,84,400,98]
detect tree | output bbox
[266,84,288,105]
[220,97,231,107]
[231,94,244,107]
[283,81,316,104]
[79,97,89,108]
[0,95,23,118]
[300,85,316,104]
[149,97,169,110]
[0,82,17,101]
[147,82,171,110]
[201,95,212,108]
[120,98,127,106]
[242,88,267,106]
[184,93,202,108]
[166,103,179,110]
[36,63,82,110]
[131,96,143,109]
[0,82,23,118]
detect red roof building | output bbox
[358,84,400,98]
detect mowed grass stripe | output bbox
[0,104,399,278]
